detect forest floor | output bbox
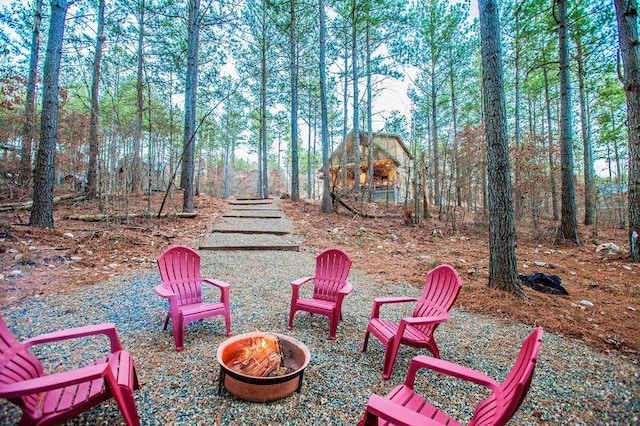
[0,192,638,364]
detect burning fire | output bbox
[239,335,279,362]
[227,334,285,377]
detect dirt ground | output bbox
[0,193,227,306]
[0,193,638,364]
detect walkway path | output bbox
[199,198,300,252]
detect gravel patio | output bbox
[1,219,639,425]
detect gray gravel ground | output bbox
[211,217,292,233]
[1,223,639,425]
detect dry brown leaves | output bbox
[0,193,227,306]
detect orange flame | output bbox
[239,335,278,362]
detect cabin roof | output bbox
[329,131,413,166]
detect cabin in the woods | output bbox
[328,131,413,202]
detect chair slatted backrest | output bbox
[470,327,544,426]
[0,317,44,414]
[313,249,352,302]
[412,264,462,336]
[157,245,203,306]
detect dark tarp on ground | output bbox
[518,273,569,296]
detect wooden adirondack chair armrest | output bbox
[203,278,230,305]
[338,282,353,296]
[24,323,123,353]
[402,312,450,327]
[202,278,230,289]
[373,296,418,307]
[154,285,179,315]
[405,355,499,391]
[0,363,109,398]
[365,394,442,426]
[154,284,177,299]
[291,276,313,287]
[370,297,418,319]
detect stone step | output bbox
[222,214,283,219]
[211,229,290,236]
[229,207,280,211]
[228,200,273,205]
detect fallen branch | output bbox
[330,192,400,219]
[0,193,86,212]
[64,212,196,222]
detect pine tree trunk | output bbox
[351,0,360,193]
[513,5,522,221]
[421,151,429,219]
[614,0,640,261]
[543,66,560,221]
[307,92,313,199]
[478,0,524,296]
[312,115,317,199]
[182,0,200,212]
[257,125,263,198]
[614,137,625,229]
[575,40,595,226]
[289,0,299,201]
[223,113,231,199]
[341,40,348,190]
[223,144,231,199]
[168,72,175,189]
[260,1,269,199]
[450,58,461,208]
[133,0,144,194]
[87,0,105,200]
[557,0,580,244]
[30,0,69,228]
[366,17,374,202]
[431,60,439,211]
[20,0,43,187]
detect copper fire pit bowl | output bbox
[217,332,311,402]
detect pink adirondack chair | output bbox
[359,327,544,426]
[0,316,140,426]
[287,248,353,340]
[155,245,232,351]
[362,264,462,379]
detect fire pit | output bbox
[217,332,311,402]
